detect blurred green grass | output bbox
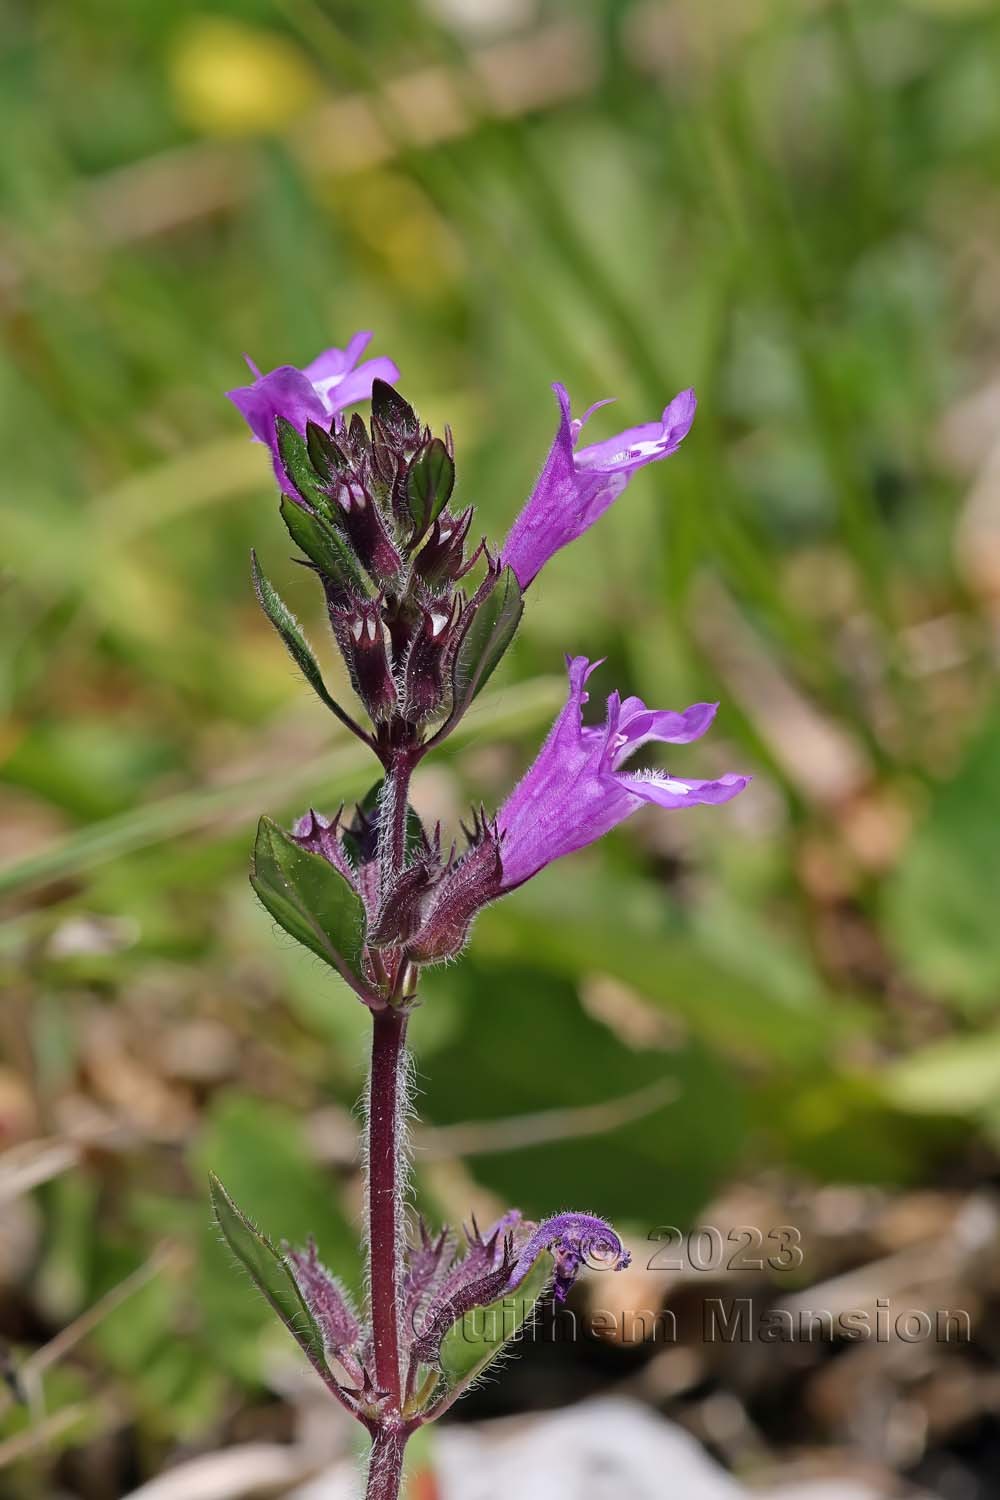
[3,0,1000,1484]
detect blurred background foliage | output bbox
[3,0,1000,1493]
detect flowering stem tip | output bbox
[210,334,748,1499]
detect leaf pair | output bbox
[214,1165,557,1421]
[250,780,429,999]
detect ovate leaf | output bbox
[251,552,349,719]
[279,498,367,596]
[449,567,523,719]
[407,438,455,535]
[250,816,368,994]
[209,1173,331,1379]
[438,1251,553,1389]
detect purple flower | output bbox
[498,656,748,890]
[410,1209,630,1366]
[500,382,697,589]
[227,331,400,492]
[504,1211,631,1304]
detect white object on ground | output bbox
[291,1394,917,1499]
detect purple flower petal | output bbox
[575,386,697,471]
[227,365,326,463]
[506,1212,631,1303]
[500,383,697,589]
[497,657,747,889]
[227,333,400,492]
[325,356,402,412]
[618,770,751,809]
[302,331,373,389]
[614,699,719,758]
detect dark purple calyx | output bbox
[402,1218,454,1330]
[332,477,404,583]
[287,1238,366,1386]
[405,811,503,964]
[408,1219,520,1369]
[414,507,476,592]
[401,596,462,723]
[330,596,398,723]
[368,859,436,948]
[291,808,358,891]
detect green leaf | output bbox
[209,1173,331,1379]
[279,498,367,596]
[407,438,455,534]
[251,552,349,720]
[450,567,523,719]
[275,417,329,511]
[438,1251,553,1389]
[250,815,368,993]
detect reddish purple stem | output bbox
[365,752,417,1500]
[366,1423,407,1500]
[368,1005,407,1406]
[366,1000,410,1498]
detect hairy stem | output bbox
[368,1005,408,1409]
[367,743,417,1499]
[380,750,414,893]
[365,1422,408,1500]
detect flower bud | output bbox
[414,508,474,591]
[331,599,397,723]
[368,859,436,948]
[401,598,460,722]
[333,480,402,584]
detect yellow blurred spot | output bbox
[334,170,464,296]
[168,16,323,137]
